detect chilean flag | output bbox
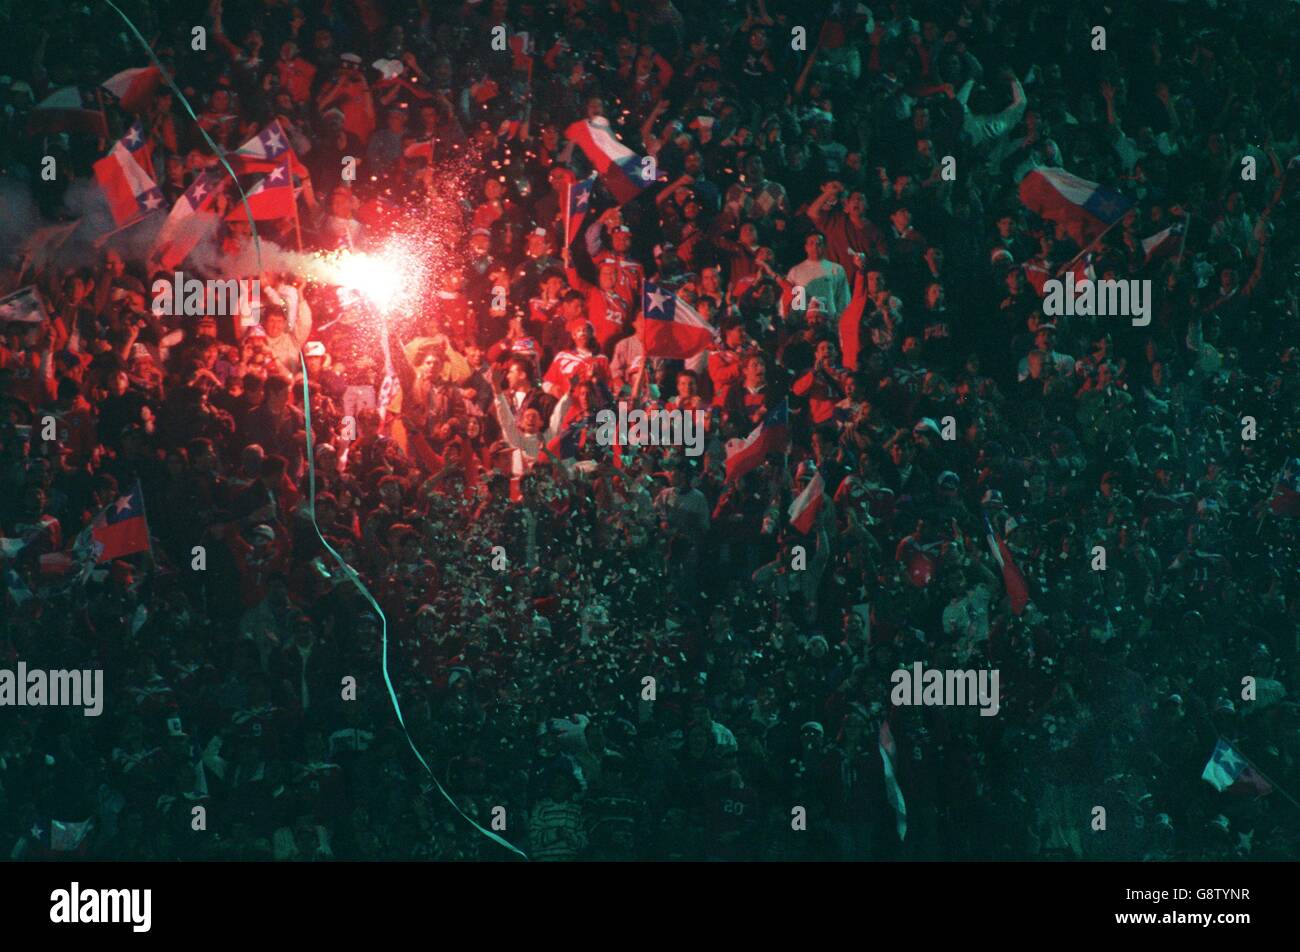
[1018,168,1131,246]
[101,65,163,114]
[642,281,718,359]
[788,471,825,534]
[1142,220,1185,263]
[1268,458,1300,517]
[879,721,907,841]
[839,271,868,371]
[543,350,606,398]
[724,399,790,482]
[88,480,151,563]
[93,136,164,226]
[984,513,1029,615]
[228,120,308,178]
[151,169,226,270]
[225,158,296,221]
[1201,739,1273,797]
[565,174,594,247]
[546,417,592,460]
[118,121,155,179]
[564,117,654,205]
[895,536,935,588]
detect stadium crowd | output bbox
[1,0,1299,861]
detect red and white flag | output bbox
[878,721,907,841]
[787,471,825,534]
[642,281,717,359]
[1141,220,1186,263]
[93,136,164,227]
[985,514,1029,615]
[150,169,226,270]
[724,400,790,482]
[1018,168,1131,246]
[564,117,654,205]
[101,65,163,113]
[225,158,295,221]
[542,349,607,398]
[227,120,309,178]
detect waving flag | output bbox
[642,281,718,359]
[546,417,593,460]
[879,722,907,841]
[1268,457,1300,517]
[31,817,95,855]
[101,65,162,114]
[1201,739,1273,797]
[724,399,790,482]
[985,513,1029,615]
[0,286,50,324]
[1142,221,1186,263]
[150,170,227,271]
[839,274,869,371]
[118,120,155,179]
[788,471,825,534]
[27,86,108,139]
[543,350,604,398]
[93,136,164,226]
[225,158,295,221]
[896,536,935,588]
[564,117,654,205]
[86,480,150,563]
[1018,168,1131,246]
[565,175,594,247]
[227,120,308,177]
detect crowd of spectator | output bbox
[1,0,1299,860]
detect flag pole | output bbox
[1230,742,1300,810]
[564,176,573,250]
[1053,215,1127,278]
[134,478,157,565]
[292,173,304,253]
[1175,213,1191,268]
[92,210,160,250]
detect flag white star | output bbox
[124,128,141,147]
[1217,745,1243,773]
[575,189,589,208]
[114,495,133,513]
[262,128,286,153]
[645,287,670,313]
[142,192,162,210]
[268,165,287,183]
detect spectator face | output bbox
[743,357,766,388]
[740,223,758,247]
[506,362,529,391]
[804,234,824,261]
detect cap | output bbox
[245,325,268,338]
[340,53,363,65]
[250,524,276,543]
[470,227,491,239]
[937,470,959,488]
[304,341,327,358]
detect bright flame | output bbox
[310,240,426,314]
